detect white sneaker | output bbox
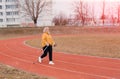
[49,61,54,65]
[38,57,42,63]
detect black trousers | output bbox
[41,45,53,61]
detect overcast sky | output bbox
[53,0,120,17]
[53,0,74,16]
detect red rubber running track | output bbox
[0,35,120,79]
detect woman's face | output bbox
[46,27,50,33]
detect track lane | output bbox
[0,35,120,79]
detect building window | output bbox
[0,12,3,16]
[0,5,2,9]
[6,11,19,16]
[6,18,15,22]
[6,18,19,22]
[0,19,3,22]
[6,5,18,9]
[6,12,10,15]
[6,0,16,2]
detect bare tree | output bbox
[91,2,96,25]
[108,4,117,26]
[18,0,50,26]
[101,0,106,25]
[117,5,120,25]
[73,0,90,26]
[52,13,68,26]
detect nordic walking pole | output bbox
[33,46,48,64]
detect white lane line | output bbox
[56,60,120,71]
[3,43,120,72]
[0,51,115,79]
[3,40,120,72]
[0,38,119,78]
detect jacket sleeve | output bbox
[42,34,48,46]
[51,36,55,45]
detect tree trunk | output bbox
[34,19,37,27]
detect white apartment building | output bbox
[0,0,53,27]
[0,0,20,27]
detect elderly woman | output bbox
[38,27,56,65]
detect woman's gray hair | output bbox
[43,27,49,33]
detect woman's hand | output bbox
[46,43,49,46]
[53,43,57,47]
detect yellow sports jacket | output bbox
[41,32,55,47]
